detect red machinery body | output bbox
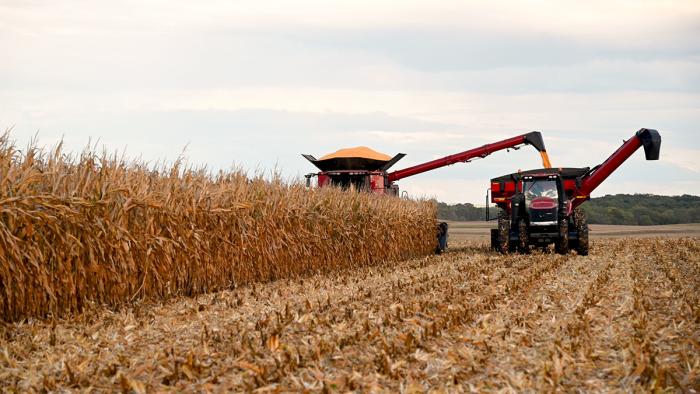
[304,131,551,195]
[489,128,661,255]
[315,171,395,194]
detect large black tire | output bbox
[496,210,510,254]
[517,219,530,254]
[555,218,569,255]
[574,208,589,256]
[508,239,517,253]
[436,222,448,254]
[490,229,498,251]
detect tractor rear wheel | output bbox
[517,219,529,253]
[490,229,498,251]
[574,208,589,256]
[555,218,569,255]
[496,210,510,254]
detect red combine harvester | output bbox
[304,132,552,253]
[303,131,552,195]
[489,128,661,255]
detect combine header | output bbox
[489,128,661,255]
[304,131,552,195]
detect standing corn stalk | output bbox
[0,133,437,321]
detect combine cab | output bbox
[490,128,661,255]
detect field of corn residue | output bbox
[0,237,698,392]
[0,134,436,321]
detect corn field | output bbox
[0,134,436,321]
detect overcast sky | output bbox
[2,0,698,203]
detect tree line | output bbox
[581,194,700,225]
[437,194,700,225]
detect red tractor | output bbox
[489,128,661,255]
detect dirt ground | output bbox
[1,237,699,392]
[447,221,700,243]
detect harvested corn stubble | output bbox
[0,238,697,392]
[0,133,437,321]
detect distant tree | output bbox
[437,202,498,221]
[637,215,653,226]
[606,207,626,225]
[582,194,700,225]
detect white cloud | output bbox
[662,148,700,173]
[2,0,698,41]
[353,131,464,144]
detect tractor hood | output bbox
[529,196,557,210]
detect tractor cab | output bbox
[521,174,564,227]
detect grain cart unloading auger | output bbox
[303,131,553,253]
[489,128,661,255]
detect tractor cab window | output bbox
[523,179,559,225]
[524,180,558,205]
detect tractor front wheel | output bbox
[517,219,530,254]
[496,210,510,254]
[555,218,569,255]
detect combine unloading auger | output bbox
[387,132,551,183]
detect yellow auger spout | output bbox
[540,151,552,168]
